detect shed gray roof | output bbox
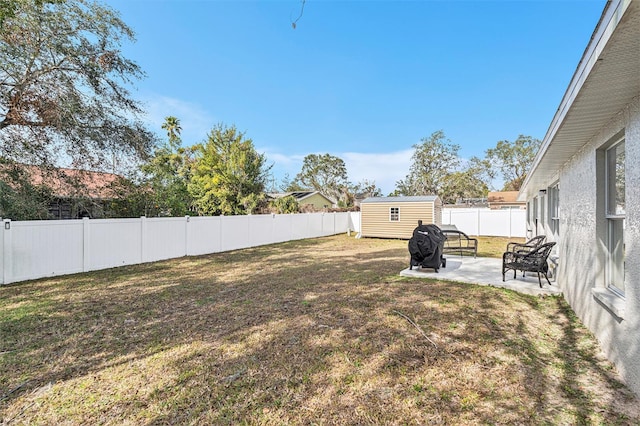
[361,196,438,203]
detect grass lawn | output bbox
[1,234,639,424]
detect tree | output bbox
[140,116,194,216]
[188,124,271,216]
[440,170,489,204]
[161,116,182,144]
[395,130,461,197]
[0,0,153,172]
[103,174,153,218]
[293,153,349,204]
[0,159,52,219]
[485,135,541,191]
[269,195,299,214]
[352,179,382,199]
[279,173,305,192]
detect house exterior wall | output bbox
[360,201,436,239]
[299,193,333,210]
[527,96,640,394]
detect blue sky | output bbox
[109,0,606,194]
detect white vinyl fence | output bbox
[441,208,526,237]
[1,212,359,285]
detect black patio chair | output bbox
[502,242,556,288]
[506,235,546,255]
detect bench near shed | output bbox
[441,229,478,258]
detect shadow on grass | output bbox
[1,235,638,424]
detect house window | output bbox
[389,207,399,221]
[549,184,559,239]
[532,197,539,234]
[606,139,625,295]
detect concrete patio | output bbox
[400,255,562,296]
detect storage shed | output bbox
[360,196,442,239]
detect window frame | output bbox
[549,183,560,239]
[389,207,400,222]
[605,138,625,296]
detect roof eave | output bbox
[519,0,639,201]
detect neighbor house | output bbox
[32,167,121,219]
[267,191,335,211]
[519,0,640,395]
[360,196,442,239]
[487,191,525,210]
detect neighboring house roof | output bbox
[27,166,121,199]
[488,191,519,203]
[520,0,640,200]
[268,191,335,204]
[361,196,439,204]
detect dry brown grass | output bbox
[1,235,639,425]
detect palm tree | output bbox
[161,116,182,148]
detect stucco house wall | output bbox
[520,0,640,395]
[551,98,640,393]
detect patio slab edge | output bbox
[399,266,563,297]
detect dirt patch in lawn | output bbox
[1,235,638,425]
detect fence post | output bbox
[140,216,147,263]
[185,215,190,256]
[0,217,3,285]
[83,217,91,272]
[2,219,12,284]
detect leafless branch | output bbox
[291,0,306,29]
[393,310,438,349]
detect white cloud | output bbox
[142,95,215,145]
[261,148,413,195]
[342,150,413,195]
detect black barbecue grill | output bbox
[408,223,447,272]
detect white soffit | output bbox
[520,0,640,200]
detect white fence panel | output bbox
[348,212,360,233]
[146,217,187,262]
[291,214,310,240]
[1,212,355,285]
[10,220,84,282]
[334,212,349,234]
[478,210,510,237]
[248,215,276,247]
[187,217,221,256]
[308,213,324,238]
[440,208,526,237]
[273,214,294,243]
[220,216,250,251]
[443,210,480,235]
[0,221,4,283]
[322,213,335,236]
[89,219,142,270]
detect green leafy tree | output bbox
[279,173,306,192]
[104,175,153,218]
[140,116,194,216]
[441,170,489,204]
[352,179,383,199]
[0,160,52,219]
[485,135,542,191]
[269,195,299,214]
[188,124,271,216]
[395,130,461,196]
[293,153,348,204]
[0,0,153,173]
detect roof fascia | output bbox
[519,0,630,200]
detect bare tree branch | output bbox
[291,0,306,29]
